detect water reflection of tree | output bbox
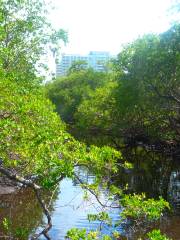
[72,167,95,186]
[168,170,180,209]
[0,187,59,239]
[116,148,180,205]
[113,148,180,239]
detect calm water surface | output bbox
[36,176,121,239]
[0,152,180,240]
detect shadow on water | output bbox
[0,149,179,239]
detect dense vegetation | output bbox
[46,68,110,123]
[47,24,180,154]
[0,0,177,239]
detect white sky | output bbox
[48,0,177,55]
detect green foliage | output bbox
[2,217,33,239]
[14,227,29,239]
[2,217,10,231]
[74,81,117,135]
[67,60,89,75]
[46,69,110,122]
[66,228,87,240]
[0,0,67,81]
[0,1,176,239]
[147,229,171,240]
[65,24,180,146]
[0,77,123,188]
[0,79,68,182]
[112,24,180,141]
[66,201,170,240]
[66,228,115,240]
[0,76,169,238]
[120,194,170,222]
[88,212,112,226]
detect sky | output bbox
[48,0,177,55]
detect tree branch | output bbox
[149,83,180,104]
[0,166,40,190]
[74,172,120,209]
[0,164,51,239]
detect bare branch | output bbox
[74,172,120,209]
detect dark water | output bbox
[0,150,180,240]
[0,187,43,239]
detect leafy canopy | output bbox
[0,0,67,81]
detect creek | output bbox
[0,150,179,240]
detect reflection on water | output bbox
[117,149,180,239]
[119,148,180,207]
[168,170,180,209]
[37,169,121,239]
[0,170,121,240]
[0,188,44,239]
[127,215,180,240]
[0,150,180,240]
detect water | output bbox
[0,151,180,240]
[0,169,121,240]
[36,176,121,239]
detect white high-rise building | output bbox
[56,51,110,76]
